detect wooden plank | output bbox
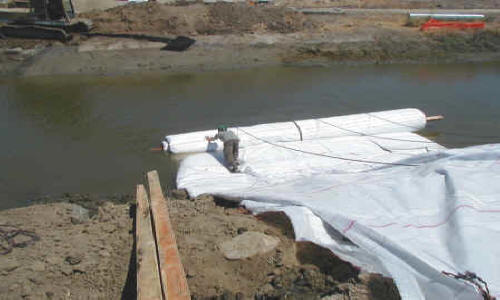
[147,170,190,300]
[426,115,444,122]
[136,184,163,300]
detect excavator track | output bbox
[0,24,71,41]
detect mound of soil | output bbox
[198,3,308,34]
[82,2,308,36]
[168,193,400,299]
[81,2,205,35]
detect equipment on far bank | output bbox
[407,12,486,28]
[0,0,195,51]
[409,13,486,21]
[420,18,485,31]
[0,0,92,41]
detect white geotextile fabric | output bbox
[177,132,444,196]
[238,145,500,299]
[172,109,500,299]
[164,108,426,153]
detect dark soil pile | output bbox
[197,3,308,34]
[81,2,205,35]
[82,2,308,36]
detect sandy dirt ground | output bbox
[168,193,400,299]
[0,200,135,299]
[0,192,399,299]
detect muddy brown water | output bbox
[2,63,500,209]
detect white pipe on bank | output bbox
[409,13,485,20]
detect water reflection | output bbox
[402,63,497,84]
[7,77,99,147]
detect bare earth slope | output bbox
[0,193,400,299]
[2,2,500,76]
[170,195,400,299]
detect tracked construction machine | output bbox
[0,0,92,41]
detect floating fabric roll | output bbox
[164,108,427,154]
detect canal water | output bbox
[2,62,500,209]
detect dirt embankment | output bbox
[290,30,500,64]
[82,2,309,35]
[168,193,400,299]
[1,2,500,76]
[0,192,400,299]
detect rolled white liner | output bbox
[164,108,427,153]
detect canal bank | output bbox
[1,2,500,77]
[2,27,500,77]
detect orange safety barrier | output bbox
[421,19,485,31]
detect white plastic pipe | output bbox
[409,13,485,20]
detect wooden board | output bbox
[136,184,163,300]
[147,170,190,300]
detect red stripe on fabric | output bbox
[367,205,500,231]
